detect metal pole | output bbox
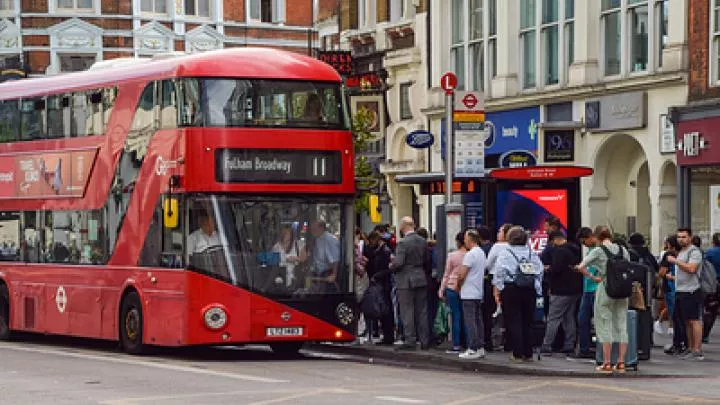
[445,92,453,204]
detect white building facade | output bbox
[420,0,688,250]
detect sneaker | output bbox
[682,351,705,361]
[476,348,487,358]
[445,347,462,354]
[459,349,482,359]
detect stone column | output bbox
[568,0,600,86]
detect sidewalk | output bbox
[306,329,720,378]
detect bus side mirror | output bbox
[163,198,179,229]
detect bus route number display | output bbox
[215,149,342,184]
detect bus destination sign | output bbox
[215,149,342,184]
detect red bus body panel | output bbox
[0,48,356,347]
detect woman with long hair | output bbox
[575,226,631,374]
[272,225,306,287]
[439,231,469,353]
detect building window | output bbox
[247,0,285,23]
[0,0,13,11]
[451,0,496,92]
[522,0,573,89]
[141,0,167,14]
[358,0,376,29]
[389,0,405,22]
[602,0,664,77]
[59,54,96,72]
[185,0,209,17]
[400,83,412,120]
[711,0,720,83]
[657,0,668,67]
[57,0,93,10]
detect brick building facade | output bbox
[0,0,318,75]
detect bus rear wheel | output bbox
[120,291,145,355]
[0,284,10,341]
[270,342,304,356]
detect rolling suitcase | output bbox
[637,308,652,361]
[596,309,639,370]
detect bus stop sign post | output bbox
[439,73,464,272]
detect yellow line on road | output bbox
[557,381,718,403]
[442,382,552,405]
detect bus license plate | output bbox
[266,327,304,337]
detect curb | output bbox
[304,343,705,379]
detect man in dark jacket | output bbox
[628,233,659,275]
[541,231,583,355]
[365,231,395,345]
[391,217,429,351]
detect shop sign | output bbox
[544,130,575,162]
[584,91,646,132]
[659,114,675,154]
[499,150,536,168]
[317,51,353,76]
[678,132,707,157]
[490,166,594,180]
[676,119,720,166]
[345,72,384,91]
[406,130,434,149]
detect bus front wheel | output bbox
[0,284,10,341]
[120,291,145,355]
[270,342,304,356]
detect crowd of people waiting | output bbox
[353,216,720,374]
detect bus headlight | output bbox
[203,306,228,330]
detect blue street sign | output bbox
[406,130,435,149]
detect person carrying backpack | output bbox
[574,226,631,374]
[492,226,544,362]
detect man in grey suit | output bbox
[391,217,429,350]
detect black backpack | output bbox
[361,281,390,319]
[507,248,537,290]
[600,245,646,299]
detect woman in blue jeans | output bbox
[439,232,468,353]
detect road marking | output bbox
[558,381,719,403]
[442,382,551,405]
[100,390,302,405]
[247,388,354,405]
[376,396,429,404]
[0,343,288,383]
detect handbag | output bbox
[630,282,646,310]
[433,301,449,338]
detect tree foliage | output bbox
[352,106,378,214]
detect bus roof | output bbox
[0,48,342,101]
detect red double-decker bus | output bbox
[0,48,357,354]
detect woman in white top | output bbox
[272,225,306,287]
[487,224,513,276]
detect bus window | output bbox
[198,79,346,129]
[22,212,40,263]
[89,91,103,136]
[20,98,45,140]
[47,95,70,139]
[0,100,19,142]
[103,87,117,130]
[160,80,178,129]
[71,92,90,137]
[178,79,201,127]
[0,212,20,262]
[128,82,158,162]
